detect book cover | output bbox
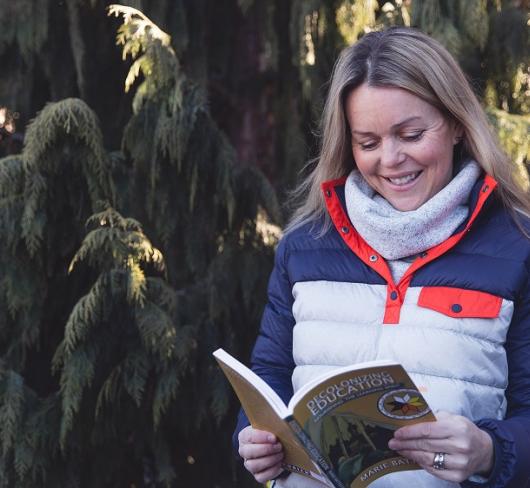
[214,349,436,488]
[214,349,329,484]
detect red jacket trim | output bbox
[321,174,498,324]
[418,286,502,319]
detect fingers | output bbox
[238,427,279,460]
[388,437,451,453]
[238,426,285,482]
[395,450,468,483]
[393,412,470,441]
[240,440,283,461]
[393,419,449,441]
[396,450,465,471]
[244,452,285,481]
[389,436,474,456]
[239,426,276,444]
[389,413,494,484]
[252,460,285,484]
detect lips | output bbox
[384,171,422,186]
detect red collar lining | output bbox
[321,174,498,324]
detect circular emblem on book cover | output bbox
[377,388,431,420]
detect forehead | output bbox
[345,84,442,129]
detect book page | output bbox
[290,364,436,488]
[213,349,329,483]
[214,349,287,415]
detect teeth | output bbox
[387,172,419,186]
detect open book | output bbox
[214,348,436,488]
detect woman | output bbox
[234,27,530,487]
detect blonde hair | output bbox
[285,27,530,234]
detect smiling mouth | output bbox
[384,171,422,186]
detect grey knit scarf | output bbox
[345,160,481,268]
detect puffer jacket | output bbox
[234,175,530,488]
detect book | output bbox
[213,348,436,488]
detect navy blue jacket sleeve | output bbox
[232,237,296,454]
[464,265,530,488]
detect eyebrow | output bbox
[351,116,423,135]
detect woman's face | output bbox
[345,84,463,211]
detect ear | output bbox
[452,123,464,145]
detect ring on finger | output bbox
[432,452,447,470]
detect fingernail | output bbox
[388,440,396,449]
[267,434,275,442]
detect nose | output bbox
[379,138,403,168]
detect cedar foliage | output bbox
[0,1,527,487]
[0,97,118,486]
[235,0,527,190]
[408,0,529,186]
[0,3,279,487]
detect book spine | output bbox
[285,415,346,488]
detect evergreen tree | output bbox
[0,1,526,487]
[228,0,528,190]
[0,4,279,487]
[408,0,529,186]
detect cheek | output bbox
[418,133,454,161]
[411,141,439,164]
[418,145,454,189]
[352,150,375,175]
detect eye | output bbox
[401,130,425,142]
[357,140,379,151]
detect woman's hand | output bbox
[238,426,285,483]
[388,411,494,483]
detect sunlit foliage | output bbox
[0,3,279,487]
[0,1,526,487]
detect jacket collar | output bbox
[320,173,498,324]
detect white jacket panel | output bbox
[277,280,513,488]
